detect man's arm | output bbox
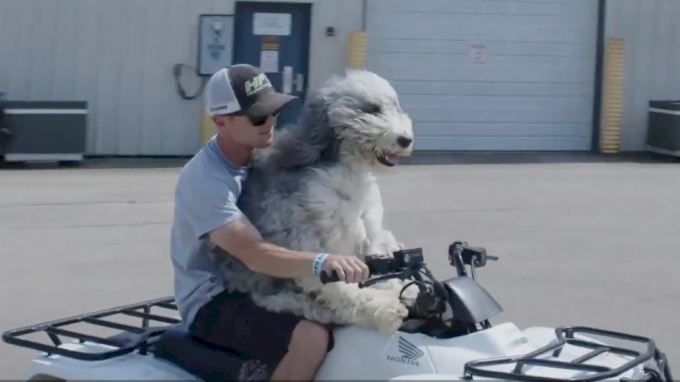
[210,216,369,282]
[208,215,320,278]
[177,171,318,278]
[177,170,368,282]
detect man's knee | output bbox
[289,320,331,361]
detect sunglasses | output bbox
[249,111,278,127]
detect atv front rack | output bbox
[463,326,673,382]
[1,296,180,361]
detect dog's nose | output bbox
[396,135,413,148]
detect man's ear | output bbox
[211,115,221,126]
[212,114,234,128]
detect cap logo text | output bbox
[245,73,272,96]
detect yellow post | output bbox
[201,110,214,147]
[346,31,367,69]
[599,38,625,154]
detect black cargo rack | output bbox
[1,296,181,361]
[463,326,673,382]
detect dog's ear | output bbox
[251,89,339,171]
[296,90,340,163]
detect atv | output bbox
[2,241,674,381]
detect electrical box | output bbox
[197,14,235,76]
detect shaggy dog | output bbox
[209,70,417,335]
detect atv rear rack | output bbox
[463,326,673,382]
[1,296,181,361]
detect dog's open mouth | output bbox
[377,153,400,167]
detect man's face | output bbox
[214,113,277,149]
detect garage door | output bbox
[364,0,600,151]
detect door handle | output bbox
[282,66,293,94]
[294,73,304,93]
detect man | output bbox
[169,64,370,381]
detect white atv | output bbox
[2,241,674,381]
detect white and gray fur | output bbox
[208,70,417,334]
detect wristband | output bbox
[312,253,329,276]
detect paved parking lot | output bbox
[0,156,678,378]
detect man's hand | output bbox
[322,255,370,283]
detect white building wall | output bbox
[604,0,680,151]
[0,0,363,156]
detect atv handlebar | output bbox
[320,242,497,285]
[320,247,426,285]
[319,242,499,322]
[448,241,498,280]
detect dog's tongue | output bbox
[387,154,399,164]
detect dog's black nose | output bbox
[397,135,413,148]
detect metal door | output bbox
[232,1,312,128]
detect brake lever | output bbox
[359,269,411,288]
[468,254,499,280]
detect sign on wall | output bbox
[469,43,487,64]
[198,14,235,76]
[253,13,291,36]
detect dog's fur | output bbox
[209,70,417,334]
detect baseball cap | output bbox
[204,64,298,121]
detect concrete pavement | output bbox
[0,157,678,378]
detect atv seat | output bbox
[152,324,269,381]
[106,325,168,348]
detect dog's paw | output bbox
[378,230,403,253]
[371,299,409,335]
[399,286,419,308]
[399,289,420,319]
[401,279,419,295]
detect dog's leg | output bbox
[356,181,419,309]
[367,278,419,306]
[360,180,402,255]
[296,278,408,335]
[250,291,337,324]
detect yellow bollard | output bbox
[201,110,214,147]
[346,31,367,69]
[599,38,624,154]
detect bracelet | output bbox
[312,253,329,276]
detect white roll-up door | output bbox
[365,0,600,151]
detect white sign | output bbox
[253,13,292,36]
[259,50,279,73]
[469,44,487,64]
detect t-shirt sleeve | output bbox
[175,170,244,240]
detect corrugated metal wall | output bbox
[604,0,680,151]
[0,0,362,156]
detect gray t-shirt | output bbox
[170,136,248,326]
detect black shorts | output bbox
[188,289,334,367]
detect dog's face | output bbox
[320,70,414,169]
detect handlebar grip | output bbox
[320,270,341,284]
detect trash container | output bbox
[646,100,680,157]
[0,93,12,152]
